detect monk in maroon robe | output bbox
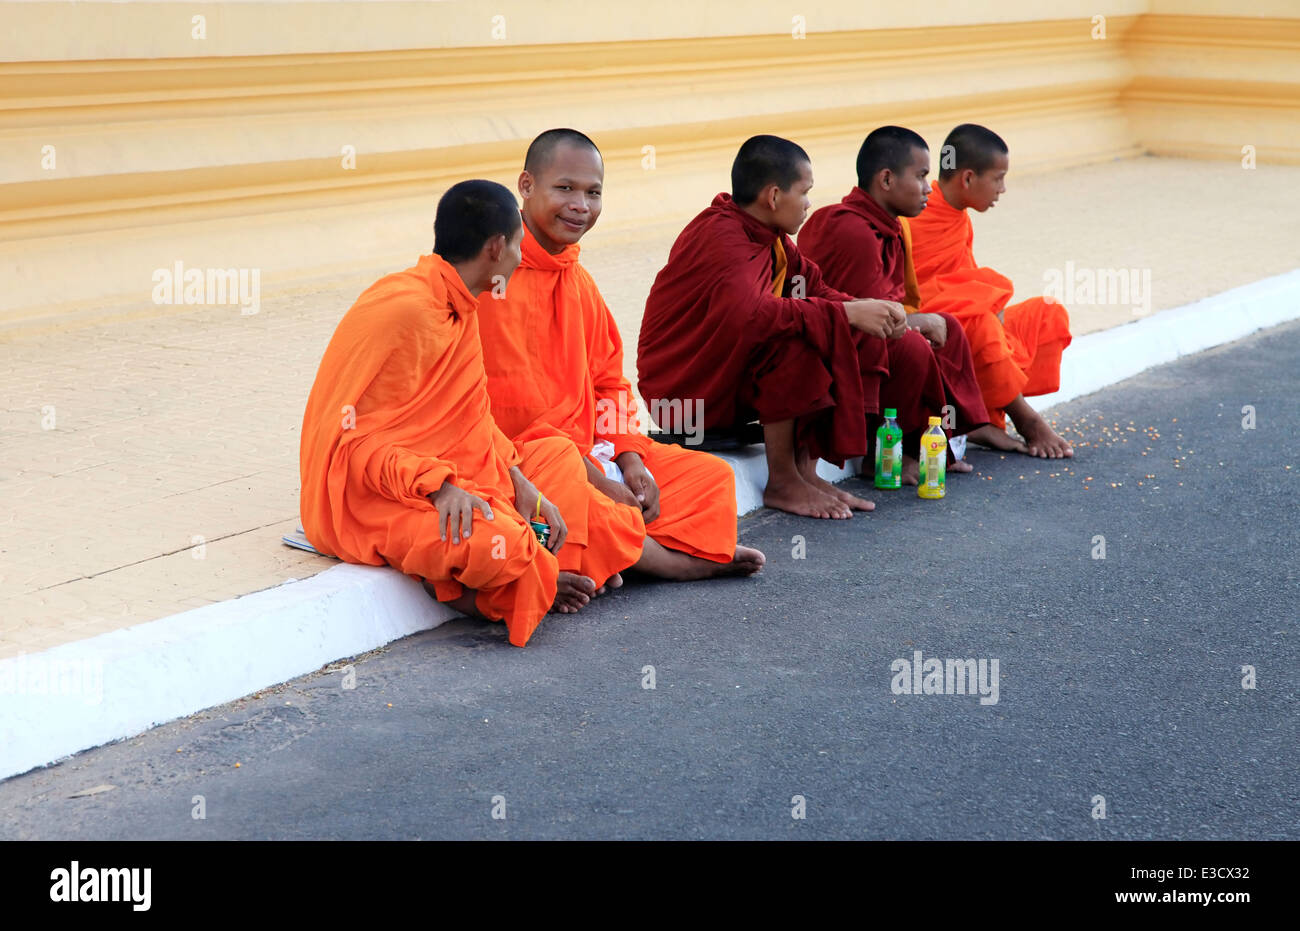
[639,135,912,519]
[800,126,1028,474]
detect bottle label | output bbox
[918,432,946,497]
[926,454,942,486]
[875,428,902,488]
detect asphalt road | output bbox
[2,322,1296,840]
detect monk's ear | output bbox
[518,170,534,199]
[484,233,506,263]
[762,183,780,212]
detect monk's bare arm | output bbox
[582,456,605,485]
[507,466,567,553]
[585,455,641,511]
[906,312,948,347]
[427,480,493,545]
[615,452,661,524]
[789,242,905,338]
[844,299,905,339]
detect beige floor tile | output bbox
[1,156,1295,659]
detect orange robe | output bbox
[908,181,1072,428]
[301,253,603,647]
[478,223,738,565]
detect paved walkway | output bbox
[3,320,1295,839]
[2,156,1297,658]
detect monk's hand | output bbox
[595,473,641,511]
[508,467,567,553]
[844,299,903,340]
[910,312,947,348]
[429,481,493,545]
[616,452,661,524]
[884,301,908,339]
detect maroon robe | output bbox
[639,193,876,466]
[799,186,990,439]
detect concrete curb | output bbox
[0,565,452,781]
[3,267,1298,781]
[1034,268,1300,411]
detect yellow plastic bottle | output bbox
[918,416,947,499]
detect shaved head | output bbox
[856,125,928,190]
[523,128,602,178]
[731,134,810,206]
[518,128,605,254]
[433,179,521,264]
[939,124,1008,181]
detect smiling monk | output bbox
[476,128,765,581]
[907,124,1073,458]
[300,180,639,647]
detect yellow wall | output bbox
[3,1,1149,58]
[1,1,1296,327]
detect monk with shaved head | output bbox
[300,179,644,647]
[907,124,1074,458]
[640,134,949,512]
[476,129,765,582]
[799,125,1028,470]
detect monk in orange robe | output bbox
[476,129,765,579]
[908,123,1074,458]
[799,126,1029,473]
[300,180,642,648]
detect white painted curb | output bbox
[1034,268,1300,411]
[3,268,1297,782]
[0,565,457,781]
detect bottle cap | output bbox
[884,408,897,418]
[928,416,942,426]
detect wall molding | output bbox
[1,12,1295,325]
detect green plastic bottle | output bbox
[918,416,947,499]
[874,408,902,489]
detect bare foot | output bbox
[968,423,1030,454]
[691,544,767,579]
[631,538,767,580]
[811,475,874,510]
[593,571,624,596]
[798,457,874,511]
[763,474,851,519]
[434,585,490,620]
[1013,412,1075,459]
[901,454,920,486]
[807,472,874,512]
[725,545,766,576]
[553,571,596,614]
[948,458,973,473]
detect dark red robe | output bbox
[799,186,990,440]
[638,193,874,466]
